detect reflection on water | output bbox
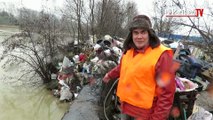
[0,83,69,120]
[0,26,70,120]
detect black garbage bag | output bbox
[177,55,203,79]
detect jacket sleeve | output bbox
[107,64,120,80]
[150,51,176,120]
[106,55,123,80]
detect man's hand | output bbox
[103,73,111,83]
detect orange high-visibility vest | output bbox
[117,44,172,109]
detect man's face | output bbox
[132,28,149,49]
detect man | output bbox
[103,15,177,120]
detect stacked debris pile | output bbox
[188,83,213,120]
[59,37,213,120]
[161,39,213,120]
[50,35,122,104]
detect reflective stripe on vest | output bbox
[117,44,172,109]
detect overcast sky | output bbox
[0,0,156,21]
[0,0,63,12]
[0,0,212,36]
[0,0,153,13]
[0,0,211,17]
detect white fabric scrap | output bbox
[60,86,73,101]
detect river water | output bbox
[0,83,69,120]
[0,25,69,120]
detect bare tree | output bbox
[1,8,62,83]
[61,0,138,42]
[125,2,138,26]
[89,0,95,43]
[167,0,213,62]
[95,0,137,38]
[153,0,181,36]
[64,0,85,53]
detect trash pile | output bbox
[51,36,213,120]
[51,35,123,102]
[161,40,213,120]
